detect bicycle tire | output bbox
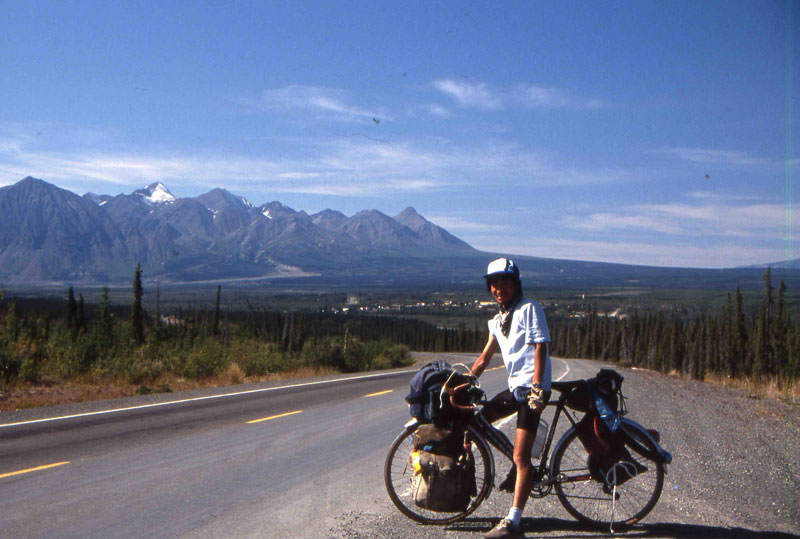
[384,424,494,525]
[551,422,664,529]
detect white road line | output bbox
[0,369,416,429]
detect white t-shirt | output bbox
[488,298,552,392]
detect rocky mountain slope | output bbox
[0,177,476,284]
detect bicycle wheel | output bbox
[384,424,494,525]
[551,423,664,529]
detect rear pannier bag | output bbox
[572,369,647,486]
[409,451,476,512]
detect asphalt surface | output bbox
[1,355,797,538]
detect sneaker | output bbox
[484,518,523,539]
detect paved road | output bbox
[1,354,504,537]
[1,356,796,538]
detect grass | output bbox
[0,363,342,412]
[702,371,799,403]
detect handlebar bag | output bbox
[405,360,453,423]
[405,361,471,424]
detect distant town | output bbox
[323,294,627,320]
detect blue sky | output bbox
[1,0,796,268]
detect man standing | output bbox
[470,258,552,539]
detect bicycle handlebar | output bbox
[446,382,478,413]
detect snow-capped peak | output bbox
[134,182,176,205]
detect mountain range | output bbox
[0,177,477,285]
[1,176,795,290]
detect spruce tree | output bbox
[77,294,86,333]
[212,284,221,338]
[66,287,77,333]
[753,268,774,377]
[131,263,145,345]
[772,281,788,377]
[733,287,748,376]
[98,287,114,344]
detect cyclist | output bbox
[470,258,552,539]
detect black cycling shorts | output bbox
[482,387,551,432]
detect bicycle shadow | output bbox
[445,516,798,538]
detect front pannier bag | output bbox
[408,425,476,512]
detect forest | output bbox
[0,265,797,400]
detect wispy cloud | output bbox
[688,191,760,202]
[512,83,605,110]
[564,212,683,234]
[564,202,797,241]
[659,147,767,166]
[239,85,384,122]
[426,215,509,233]
[432,79,606,111]
[481,237,787,269]
[424,103,452,117]
[432,80,502,110]
[0,121,633,200]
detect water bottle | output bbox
[531,419,549,458]
[594,393,620,432]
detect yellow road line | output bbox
[487,366,505,372]
[0,461,70,480]
[365,390,394,397]
[247,410,303,424]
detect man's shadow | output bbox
[445,516,799,538]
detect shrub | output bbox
[181,342,228,379]
[301,337,345,370]
[241,349,287,376]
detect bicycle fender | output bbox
[404,418,420,430]
[620,418,673,465]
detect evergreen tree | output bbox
[753,268,774,378]
[788,317,798,380]
[213,284,221,338]
[66,287,77,333]
[733,287,748,376]
[754,303,769,378]
[131,263,145,345]
[772,281,788,377]
[721,294,733,376]
[97,287,114,345]
[77,294,86,333]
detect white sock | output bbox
[506,507,522,526]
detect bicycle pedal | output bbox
[498,470,516,492]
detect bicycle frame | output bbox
[467,390,580,488]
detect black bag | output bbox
[405,361,470,424]
[572,369,645,486]
[564,368,624,413]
